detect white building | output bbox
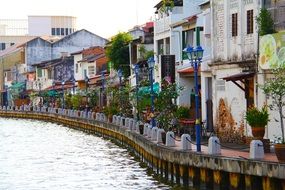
[0,16,77,51]
[210,0,260,136]
[153,0,211,125]
[28,16,77,36]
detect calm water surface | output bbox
[0,118,170,190]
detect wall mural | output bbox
[259,31,285,69]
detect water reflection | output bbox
[0,118,170,190]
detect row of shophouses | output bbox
[1,0,285,140]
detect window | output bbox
[216,80,225,91]
[69,28,72,34]
[75,64,78,73]
[88,66,95,75]
[247,10,254,34]
[65,28,69,35]
[232,13,238,37]
[37,68,42,78]
[52,28,56,35]
[1,43,6,50]
[61,28,64,35]
[182,29,194,59]
[56,28,60,35]
[10,43,15,46]
[84,69,87,77]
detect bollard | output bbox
[208,136,221,155]
[116,116,121,125]
[128,119,133,130]
[135,121,141,134]
[250,140,264,159]
[87,111,92,119]
[151,127,158,141]
[181,134,192,150]
[130,119,135,131]
[95,113,100,120]
[166,131,175,147]
[157,129,165,144]
[147,125,152,138]
[143,124,148,136]
[125,118,129,128]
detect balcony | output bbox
[154,16,170,35]
[26,79,54,91]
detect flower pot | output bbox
[139,124,144,135]
[161,131,166,144]
[251,126,265,139]
[275,144,285,162]
[108,115,112,123]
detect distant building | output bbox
[0,15,77,51]
[28,16,77,36]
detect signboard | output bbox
[161,55,175,83]
[259,31,285,69]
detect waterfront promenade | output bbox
[0,106,284,189]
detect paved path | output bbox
[159,137,279,162]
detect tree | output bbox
[256,8,276,36]
[261,68,285,143]
[155,80,183,131]
[106,32,132,77]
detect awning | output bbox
[178,67,200,74]
[222,72,255,91]
[222,72,255,81]
[138,82,160,95]
[9,82,25,90]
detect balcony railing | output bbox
[154,16,170,35]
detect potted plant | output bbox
[103,105,119,123]
[261,68,285,162]
[245,105,269,139]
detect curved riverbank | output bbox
[0,109,284,190]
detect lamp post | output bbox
[118,69,122,115]
[147,57,155,128]
[101,71,105,108]
[134,64,139,120]
[39,82,42,108]
[72,78,76,95]
[183,45,204,152]
[61,81,65,109]
[84,75,89,114]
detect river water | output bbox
[0,118,170,190]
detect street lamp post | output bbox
[183,45,204,152]
[147,57,155,128]
[72,78,76,95]
[84,75,89,114]
[61,81,65,109]
[101,71,105,108]
[134,64,140,120]
[39,82,42,108]
[52,81,55,107]
[118,69,122,115]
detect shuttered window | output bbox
[247,10,254,34]
[232,13,238,37]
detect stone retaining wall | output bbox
[0,110,284,190]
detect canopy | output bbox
[47,90,59,97]
[138,82,160,95]
[9,82,25,90]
